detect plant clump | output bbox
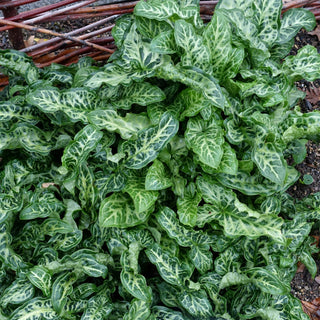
[1,0,320,319]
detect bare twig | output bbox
[21,15,118,54]
[0,18,114,53]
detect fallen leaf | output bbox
[309,25,320,42]
[297,262,306,273]
[301,300,320,320]
[305,86,320,105]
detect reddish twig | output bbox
[21,15,117,55]
[0,18,114,53]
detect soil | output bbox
[286,30,320,306]
[1,8,320,316]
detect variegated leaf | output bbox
[278,8,316,44]
[185,116,224,169]
[145,243,189,286]
[134,0,180,21]
[99,192,151,228]
[203,10,244,80]
[124,299,151,320]
[145,159,172,190]
[174,19,210,71]
[50,230,83,252]
[178,290,214,318]
[0,193,22,223]
[0,102,37,123]
[188,245,213,274]
[151,30,177,54]
[123,172,158,213]
[0,49,39,83]
[111,14,133,47]
[77,162,96,211]
[81,295,113,320]
[158,63,225,109]
[283,45,320,81]
[88,109,151,139]
[51,271,78,314]
[217,143,238,174]
[120,269,152,302]
[41,218,74,236]
[20,192,65,220]
[151,306,185,320]
[121,23,164,71]
[219,272,250,290]
[252,0,282,47]
[177,191,202,227]
[136,15,172,39]
[113,82,166,110]
[219,8,269,62]
[10,298,58,320]
[252,142,287,185]
[248,265,291,295]
[156,207,213,247]
[0,278,34,307]
[157,282,181,308]
[216,171,281,196]
[123,112,179,169]
[197,177,285,243]
[27,88,98,123]
[62,125,103,170]
[27,266,52,297]
[178,88,213,120]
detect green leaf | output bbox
[124,299,151,320]
[27,87,98,123]
[134,0,180,21]
[219,272,250,290]
[0,279,34,307]
[10,298,58,320]
[62,125,103,171]
[20,192,65,220]
[174,19,210,71]
[151,30,177,54]
[283,45,320,81]
[88,109,151,139]
[156,206,213,247]
[27,266,52,297]
[197,177,285,243]
[252,142,287,185]
[151,306,185,320]
[185,116,224,169]
[177,190,202,227]
[203,10,244,80]
[188,245,213,274]
[158,64,225,109]
[249,265,291,295]
[51,271,78,315]
[99,192,151,228]
[116,82,166,110]
[145,243,189,286]
[124,172,158,213]
[178,290,214,318]
[253,0,282,47]
[0,50,39,83]
[278,8,316,44]
[120,269,152,302]
[136,15,172,39]
[218,143,238,174]
[123,112,179,169]
[81,295,113,320]
[145,159,172,190]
